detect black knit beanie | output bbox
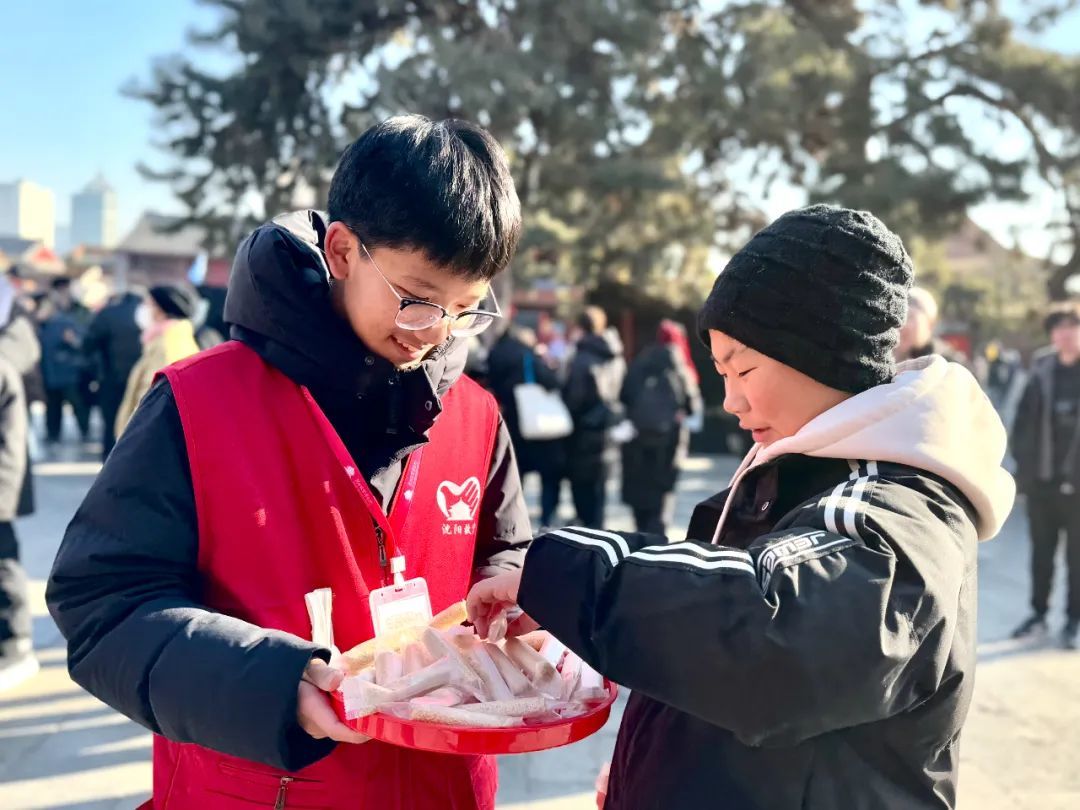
[149,284,199,321]
[697,205,913,393]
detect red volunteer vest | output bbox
[150,342,501,810]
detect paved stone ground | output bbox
[1,427,1077,809]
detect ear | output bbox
[324,222,355,282]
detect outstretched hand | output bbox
[466,572,539,639]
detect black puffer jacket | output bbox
[620,342,701,507]
[1011,347,1080,493]
[47,210,531,771]
[83,292,142,392]
[563,331,625,479]
[518,357,1014,809]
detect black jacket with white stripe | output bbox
[517,358,1015,810]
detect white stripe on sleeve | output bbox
[549,529,620,567]
[635,541,752,564]
[562,526,632,559]
[627,551,756,575]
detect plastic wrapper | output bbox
[341,625,421,673]
[539,634,568,668]
[410,686,466,708]
[484,642,534,697]
[468,697,550,718]
[380,702,522,728]
[575,662,607,702]
[486,610,509,643]
[503,637,563,699]
[314,587,614,742]
[454,634,515,702]
[375,650,404,686]
[421,627,485,695]
[340,600,469,673]
[402,641,433,675]
[559,651,583,701]
[341,679,394,720]
[304,587,342,666]
[383,657,455,701]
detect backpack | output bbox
[628,367,682,433]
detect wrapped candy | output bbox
[341,625,420,673]
[375,650,404,686]
[304,587,342,666]
[559,651,583,701]
[483,642,534,697]
[486,610,509,643]
[422,628,485,695]
[339,601,470,673]
[385,703,523,728]
[576,662,607,702]
[539,635,568,668]
[402,642,434,675]
[383,657,455,701]
[341,679,394,720]
[468,697,550,718]
[503,637,563,699]
[410,686,466,708]
[311,588,608,734]
[453,634,515,702]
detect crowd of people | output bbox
[0,273,219,690]
[0,113,1073,808]
[483,307,702,534]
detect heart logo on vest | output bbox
[436,477,481,522]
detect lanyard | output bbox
[301,386,424,585]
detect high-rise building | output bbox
[0,179,56,248]
[70,174,118,248]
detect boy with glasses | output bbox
[47,115,528,809]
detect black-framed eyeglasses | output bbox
[358,240,502,338]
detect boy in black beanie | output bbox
[469,205,1016,809]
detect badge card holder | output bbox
[369,556,433,637]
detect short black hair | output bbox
[578,306,607,335]
[1045,301,1080,333]
[328,115,522,281]
[51,277,72,291]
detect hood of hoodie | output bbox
[738,356,1015,541]
[577,331,620,361]
[224,210,468,408]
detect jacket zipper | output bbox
[374,523,390,585]
[274,776,293,809]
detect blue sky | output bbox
[1,1,1078,256]
[0,1,218,240]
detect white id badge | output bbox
[369,577,433,637]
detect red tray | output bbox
[333,683,618,755]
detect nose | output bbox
[722,379,747,417]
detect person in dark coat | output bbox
[0,277,39,518]
[0,351,33,691]
[620,320,702,533]
[562,307,625,528]
[1010,301,1080,649]
[468,205,1016,810]
[38,278,91,443]
[487,324,567,526]
[83,291,142,459]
